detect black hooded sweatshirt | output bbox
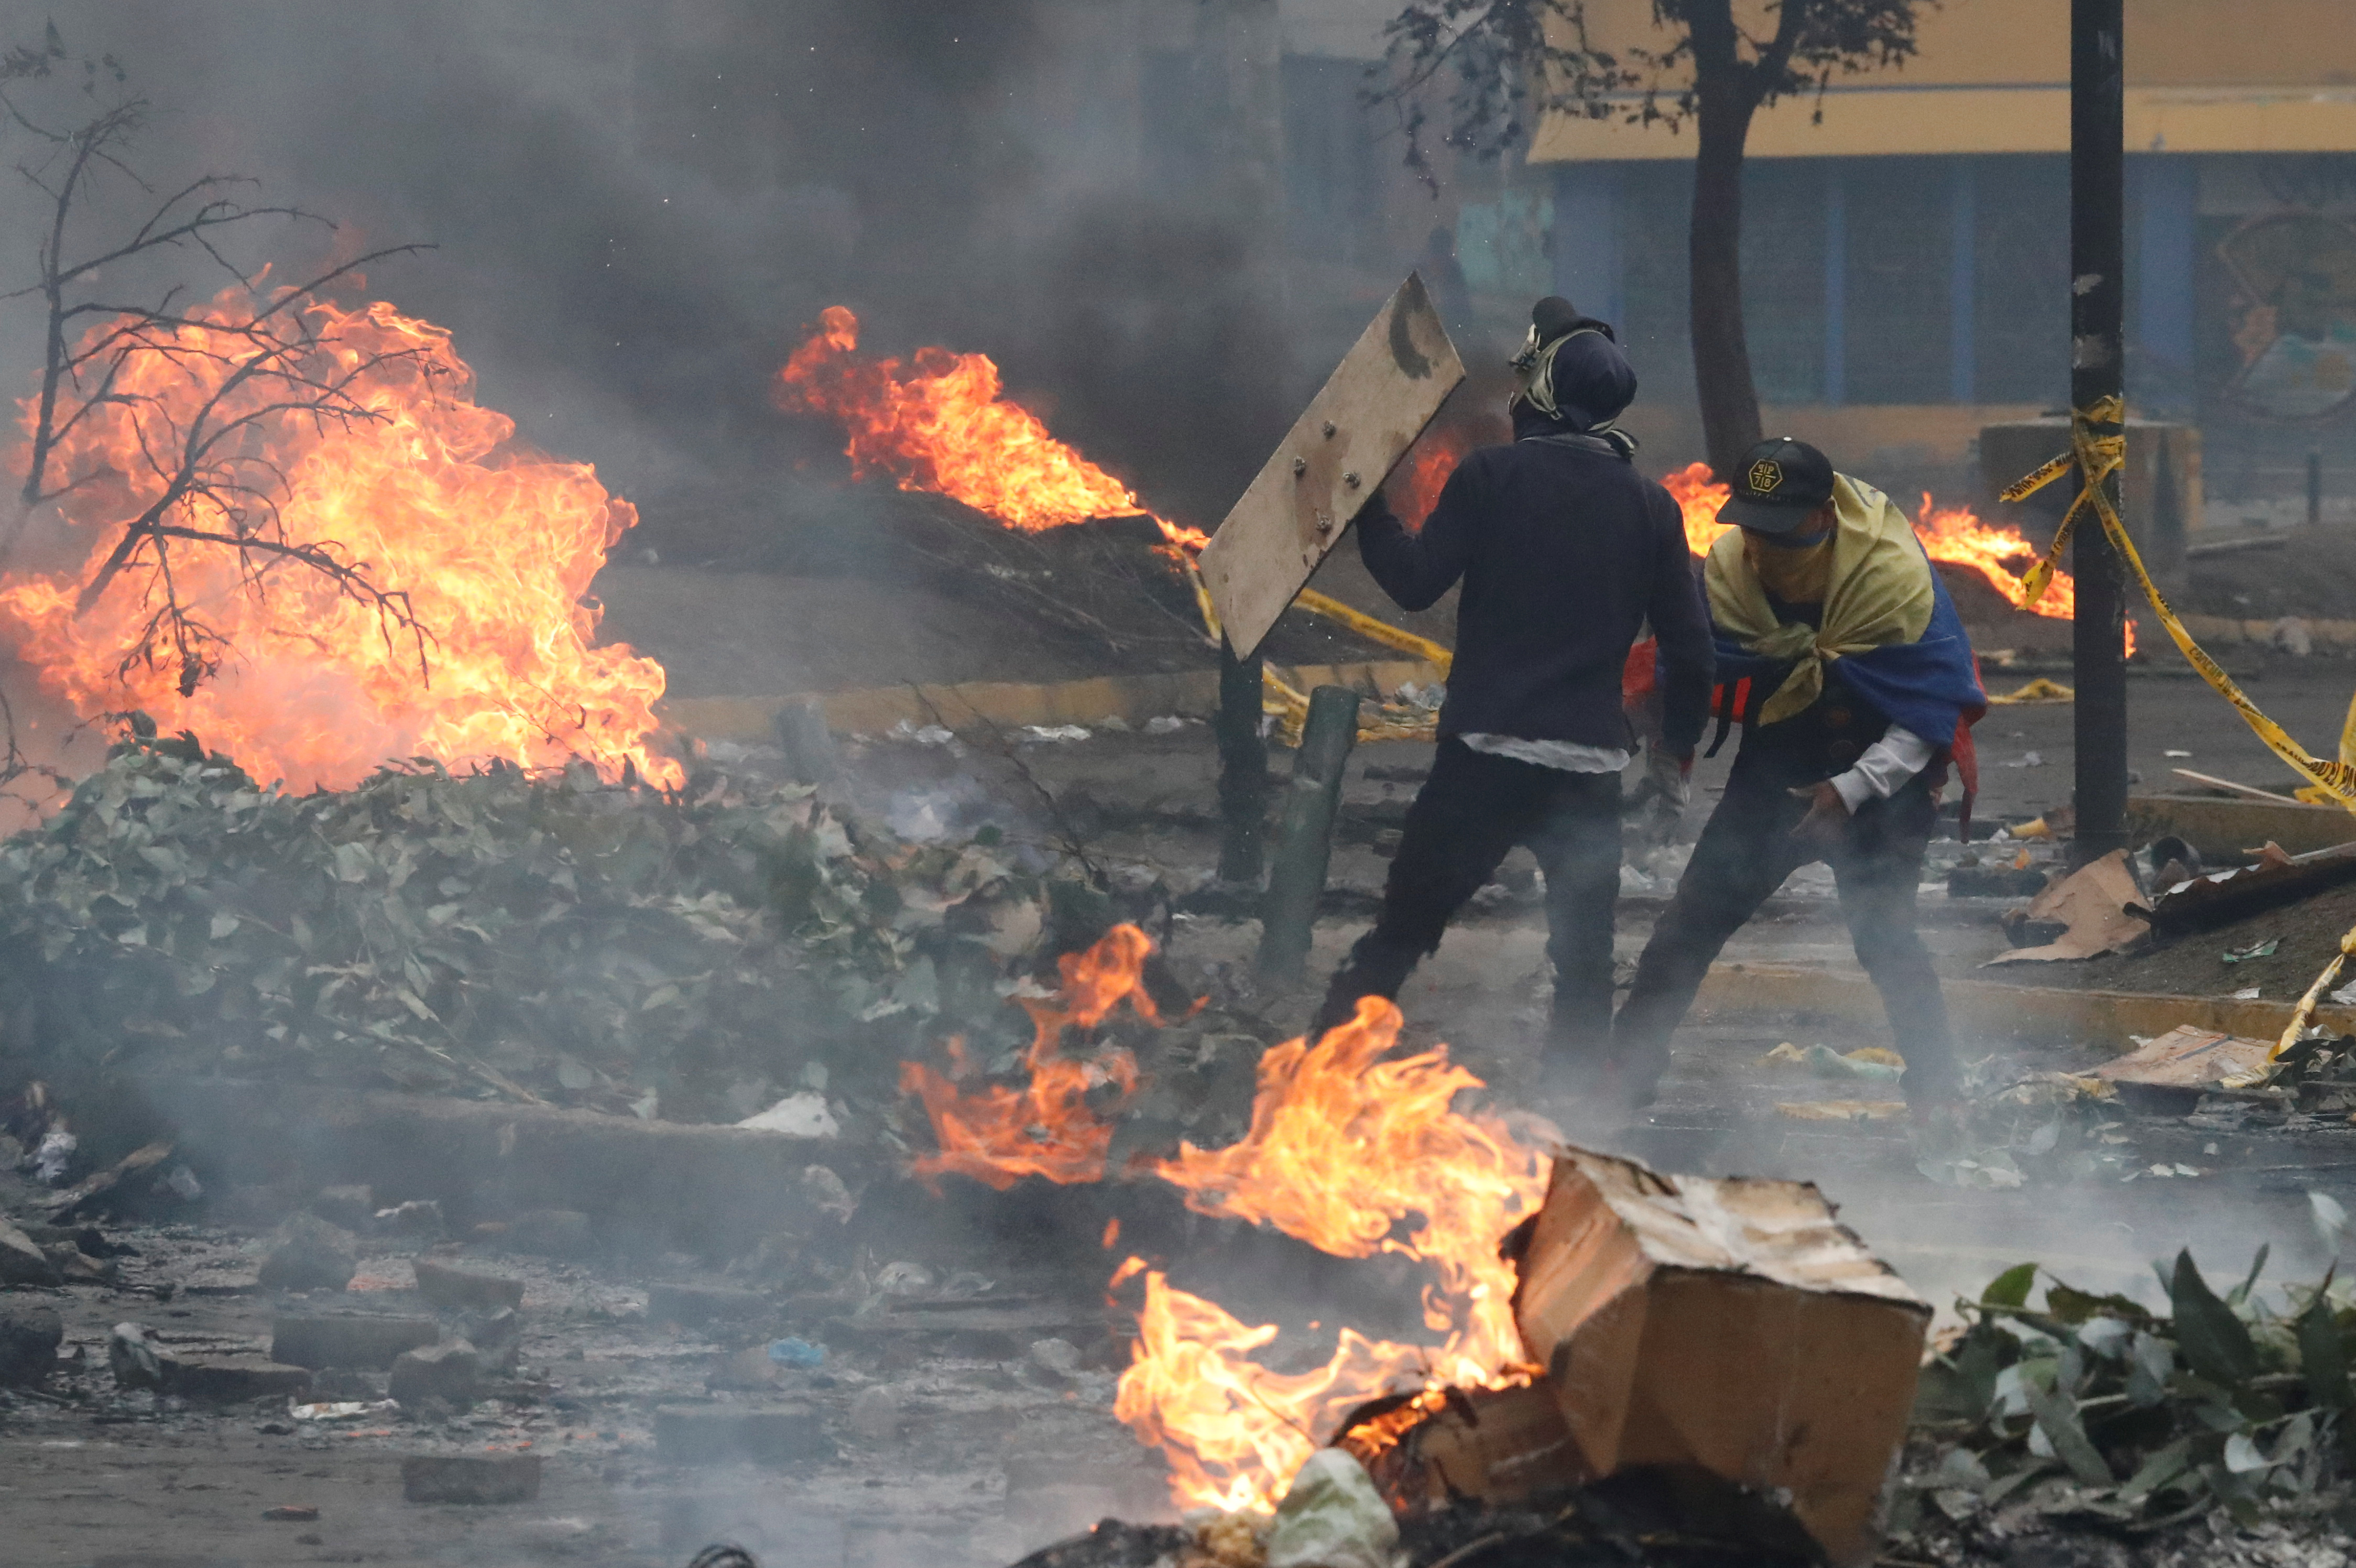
[1355,401,1713,756]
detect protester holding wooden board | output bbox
[1310,297,1714,1092]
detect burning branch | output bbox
[0,30,440,694]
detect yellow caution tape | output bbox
[1999,399,2356,1063]
[1184,561,1446,745]
[1294,590,1454,676]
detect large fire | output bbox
[1661,460,2134,654]
[1122,992,1546,1511]
[906,926,1547,1515]
[777,306,1209,554]
[0,288,677,790]
[897,924,1151,1191]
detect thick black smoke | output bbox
[2,0,1292,530]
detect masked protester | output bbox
[1610,437,1986,1118]
[1308,297,1714,1088]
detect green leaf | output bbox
[2119,1435,2193,1501]
[2027,1384,2114,1487]
[1982,1262,2038,1309]
[2046,1281,2155,1327]
[2229,1243,2271,1308]
[2300,1278,2350,1412]
[2172,1249,2260,1389]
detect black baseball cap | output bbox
[1720,436,1836,535]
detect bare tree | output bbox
[0,26,433,699]
[1370,0,1925,479]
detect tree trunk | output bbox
[1687,85,1766,481]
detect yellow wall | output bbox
[1530,0,2356,161]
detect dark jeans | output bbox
[1314,739,1622,1066]
[1612,746,1959,1106]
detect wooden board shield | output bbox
[1198,273,1464,659]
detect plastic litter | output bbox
[1264,1448,1398,1568]
[766,1337,825,1369]
[1759,1041,1905,1082]
[735,1092,841,1138]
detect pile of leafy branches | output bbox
[1899,1248,2356,1548]
[0,727,1063,1120]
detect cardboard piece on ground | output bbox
[1197,274,1464,659]
[1345,1379,1583,1516]
[1983,848,2149,963]
[1510,1147,1930,1567]
[2092,1024,2274,1108]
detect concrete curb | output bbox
[2181,612,2356,650]
[660,658,1441,745]
[1693,962,2356,1049]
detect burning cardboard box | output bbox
[1507,1148,1930,1566]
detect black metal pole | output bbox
[1215,638,1269,884]
[2071,0,2129,863]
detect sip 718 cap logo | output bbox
[1748,458,1784,495]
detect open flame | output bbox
[1661,460,2134,654]
[777,306,1209,554]
[897,924,1151,1191]
[1387,423,1485,533]
[0,288,677,790]
[1120,993,1546,1512]
[903,932,1546,1515]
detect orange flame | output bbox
[778,306,1209,556]
[1663,460,1736,558]
[897,924,1153,1191]
[1388,424,1483,533]
[1116,994,1546,1513]
[900,934,1548,1514]
[0,288,678,790]
[1660,461,2134,654]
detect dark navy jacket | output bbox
[1356,411,1713,755]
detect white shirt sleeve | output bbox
[1829,724,1934,813]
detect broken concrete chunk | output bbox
[653,1403,834,1465]
[170,1359,312,1403]
[647,1282,766,1326]
[258,1212,358,1292]
[0,1302,64,1386]
[388,1339,483,1408]
[400,1452,542,1504]
[111,1320,311,1401]
[1511,1147,1929,1567]
[412,1258,525,1312]
[270,1314,439,1370]
[0,1218,61,1286]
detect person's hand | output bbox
[1787,780,1849,850]
[1643,745,1693,807]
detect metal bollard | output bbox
[1215,639,1269,884]
[1256,685,1361,982]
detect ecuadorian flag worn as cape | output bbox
[1704,473,1986,754]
